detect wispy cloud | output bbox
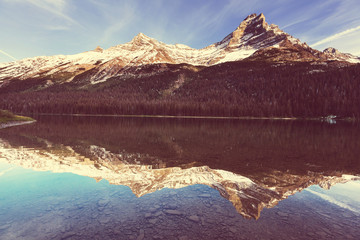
[5,0,79,26]
[282,19,306,30]
[311,25,360,47]
[101,20,134,44]
[0,49,18,61]
[95,1,137,45]
[44,25,70,31]
[280,6,324,30]
[192,0,256,31]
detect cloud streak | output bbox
[91,1,138,46]
[29,0,78,25]
[6,0,79,26]
[0,50,18,61]
[311,25,360,47]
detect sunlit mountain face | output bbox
[1,116,359,221]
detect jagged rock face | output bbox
[323,47,360,63]
[324,47,341,55]
[248,39,328,62]
[0,13,359,86]
[218,13,287,50]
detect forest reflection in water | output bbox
[0,115,359,239]
[2,115,360,173]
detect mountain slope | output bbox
[1,61,360,118]
[1,13,358,85]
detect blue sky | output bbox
[1,0,360,63]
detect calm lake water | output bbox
[0,115,359,240]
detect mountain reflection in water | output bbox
[0,116,359,221]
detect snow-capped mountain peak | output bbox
[217,13,286,50]
[128,32,158,45]
[323,47,360,63]
[93,46,104,53]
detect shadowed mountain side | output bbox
[1,61,360,118]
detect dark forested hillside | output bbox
[1,61,359,118]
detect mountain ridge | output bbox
[1,13,359,84]
[1,13,360,119]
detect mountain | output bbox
[1,13,360,119]
[323,47,360,63]
[0,13,358,84]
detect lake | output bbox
[0,115,359,240]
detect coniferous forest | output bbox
[1,61,360,118]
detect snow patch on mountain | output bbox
[323,47,360,63]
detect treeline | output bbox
[1,61,360,118]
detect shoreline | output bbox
[22,112,357,122]
[0,120,36,129]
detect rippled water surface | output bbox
[0,116,359,239]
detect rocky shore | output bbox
[0,110,35,129]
